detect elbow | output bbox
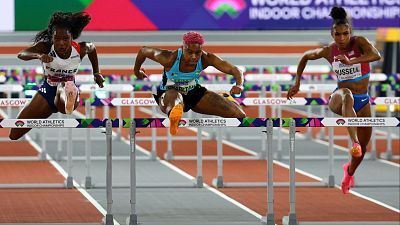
[375,52,382,61]
[139,46,148,55]
[17,52,24,60]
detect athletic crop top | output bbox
[330,36,370,83]
[160,48,203,94]
[43,41,81,86]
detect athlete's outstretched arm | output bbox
[287,46,329,99]
[81,42,104,87]
[17,42,52,63]
[134,46,173,79]
[205,53,244,95]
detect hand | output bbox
[287,84,299,100]
[230,84,243,95]
[39,54,53,63]
[135,68,148,80]
[334,55,351,65]
[94,73,105,88]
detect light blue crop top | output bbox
[160,48,203,93]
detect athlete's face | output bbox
[182,44,202,66]
[331,24,352,50]
[52,28,72,56]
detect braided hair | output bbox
[34,12,91,44]
[330,6,351,29]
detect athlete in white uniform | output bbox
[9,12,104,140]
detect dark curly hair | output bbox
[34,11,91,44]
[330,6,350,28]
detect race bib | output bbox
[332,61,362,81]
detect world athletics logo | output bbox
[336,119,346,125]
[15,120,25,127]
[204,0,247,19]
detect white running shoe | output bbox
[64,81,78,114]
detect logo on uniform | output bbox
[336,119,346,125]
[204,0,247,19]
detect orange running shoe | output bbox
[341,162,355,194]
[65,81,78,114]
[349,142,362,158]
[169,104,183,135]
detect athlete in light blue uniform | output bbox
[134,31,246,135]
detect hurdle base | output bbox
[212,176,224,188]
[150,151,157,161]
[103,214,114,225]
[261,214,275,225]
[126,214,138,225]
[164,151,173,161]
[380,152,393,160]
[85,176,92,189]
[283,213,298,225]
[257,150,267,160]
[364,152,376,160]
[66,176,73,189]
[196,176,203,188]
[328,175,335,187]
[38,151,47,160]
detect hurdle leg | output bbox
[116,93,122,140]
[258,85,267,159]
[130,92,135,119]
[282,120,298,225]
[381,86,394,160]
[104,120,114,225]
[66,127,73,188]
[38,127,47,160]
[196,127,203,187]
[328,126,335,187]
[212,128,224,188]
[316,91,327,140]
[55,113,63,161]
[276,86,283,160]
[262,120,275,225]
[150,106,157,160]
[305,90,312,139]
[164,131,173,160]
[127,120,138,225]
[369,101,377,160]
[85,100,92,188]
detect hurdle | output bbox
[121,117,399,225]
[211,117,400,189]
[0,118,118,190]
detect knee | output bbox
[163,90,183,105]
[9,131,20,140]
[342,89,354,105]
[233,109,246,118]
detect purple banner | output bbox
[132,0,400,29]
